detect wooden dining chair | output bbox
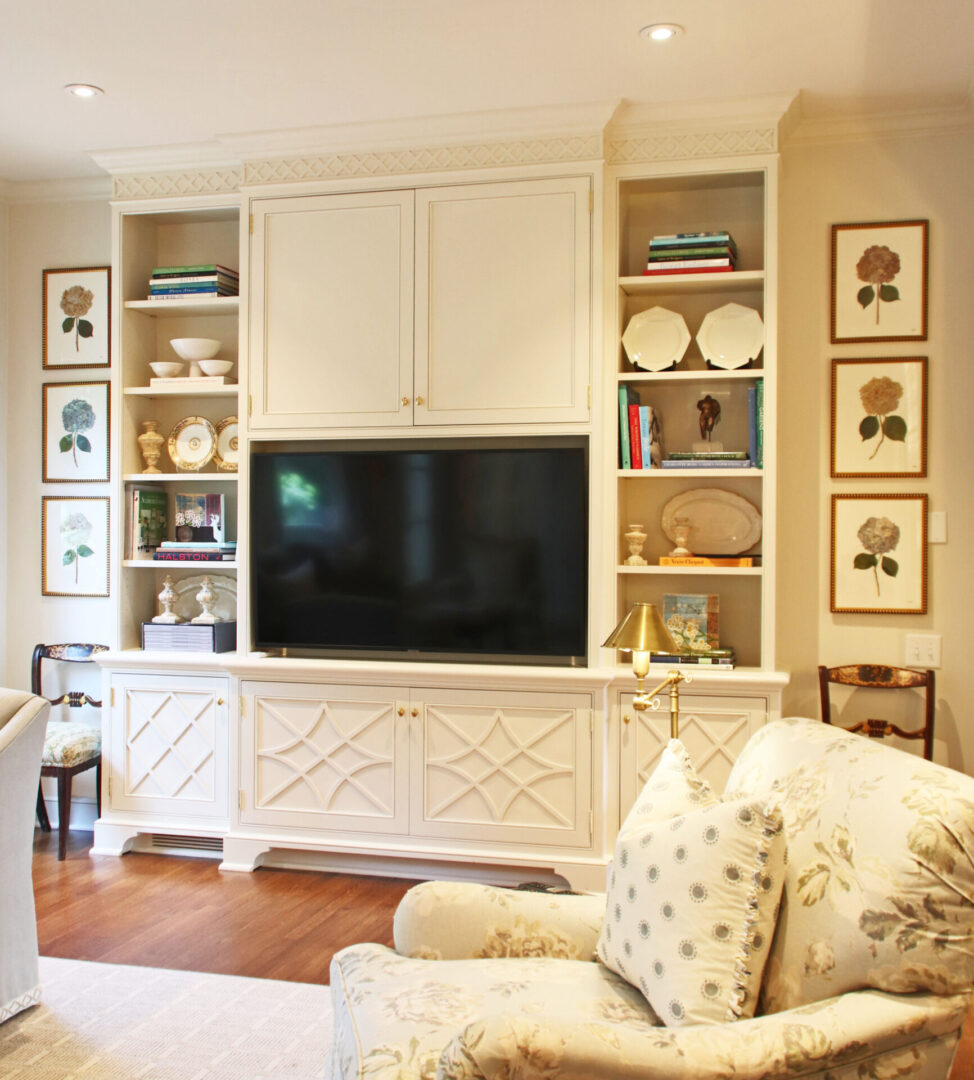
[818,663,935,761]
[32,643,108,859]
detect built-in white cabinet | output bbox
[248,176,592,431]
[617,689,770,818]
[231,679,594,873]
[93,671,230,855]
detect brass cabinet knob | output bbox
[397,706,406,716]
[623,714,631,725]
[401,396,410,407]
[415,396,424,406]
[217,697,225,706]
[411,707,419,717]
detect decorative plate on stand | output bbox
[168,416,216,471]
[214,416,238,472]
[622,307,691,371]
[696,303,764,369]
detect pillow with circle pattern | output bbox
[598,750,786,1026]
[618,738,718,840]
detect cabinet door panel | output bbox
[240,681,409,833]
[413,689,592,848]
[619,693,766,821]
[108,674,228,819]
[250,190,414,429]
[415,178,591,424]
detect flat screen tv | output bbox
[250,438,588,665]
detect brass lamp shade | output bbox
[602,602,677,654]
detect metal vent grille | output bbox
[150,833,224,853]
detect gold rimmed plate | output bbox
[214,416,238,472]
[168,415,216,471]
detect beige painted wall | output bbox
[778,125,974,771]
[4,192,112,823]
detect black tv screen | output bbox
[250,439,589,664]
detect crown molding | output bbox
[786,101,974,146]
[0,175,111,204]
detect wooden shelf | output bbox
[123,560,238,569]
[618,564,762,577]
[123,473,238,482]
[124,297,239,318]
[617,468,763,478]
[618,369,763,383]
[619,270,764,298]
[124,384,239,398]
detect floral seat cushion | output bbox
[329,945,660,1080]
[40,721,100,768]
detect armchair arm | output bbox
[436,988,970,1080]
[393,881,605,961]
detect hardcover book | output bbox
[663,593,720,651]
[129,488,168,559]
[174,492,226,544]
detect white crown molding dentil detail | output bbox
[111,167,243,201]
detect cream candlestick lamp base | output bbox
[603,601,691,738]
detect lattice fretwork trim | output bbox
[606,125,778,165]
[113,167,243,200]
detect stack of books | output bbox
[618,386,664,469]
[153,541,237,564]
[660,451,752,470]
[649,648,736,668]
[148,264,239,300]
[644,232,737,276]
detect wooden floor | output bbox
[33,829,414,984]
[32,830,974,1077]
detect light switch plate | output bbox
[905,633,941,669]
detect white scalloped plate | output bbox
[622,306,691,371]
[661,488,762,555]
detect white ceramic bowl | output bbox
[169,337,221,362]
[197,359,234,377]
[149,361,185,378]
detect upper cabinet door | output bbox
[250,189,415,430]
[414,177,592,425]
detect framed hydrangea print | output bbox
[830,358,927,478]
[831,493,927,614]
[830,221,928,343]
[42,381,110,482]
[41,496,110,597]
[42,266,111,368]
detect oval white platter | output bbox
[172,574,237,622]
[661,488,762,555]
[622,306,691,371]
[696,302,764,369]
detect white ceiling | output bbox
[1,0,973,183]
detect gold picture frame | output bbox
[830,220,928,344]
[42,266,111,369]
[42,381,111,483]
[41,496,110,597]
[830,358,927,478]
[830,493,927,614]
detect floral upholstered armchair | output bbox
[329,717,974,1079]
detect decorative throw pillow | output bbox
[598,791,786,1026]
[618,738,718,840]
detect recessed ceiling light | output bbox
[639,23,684,41]
[63,83,104,99]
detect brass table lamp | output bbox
[603,602,691,738]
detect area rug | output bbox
[0,956,332,1079]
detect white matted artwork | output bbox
[41,496,110,597]
[43,266,111,368]
[830,358,927,478]
[830,493,927,614]
[831,220,928,344]
[42,381,110,482]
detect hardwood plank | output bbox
[31,829,974,1077]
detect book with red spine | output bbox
[628,404,643,469]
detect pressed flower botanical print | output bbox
[831,221,928,343]
[831,358,926,477]
[41,496,109,596]
[42,266,111,368]
[831,494,927,613]
[42,381,110,482]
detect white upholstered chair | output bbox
[0,688,50,1023]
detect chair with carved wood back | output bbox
[818,663,935,761]
[33,643,108,859]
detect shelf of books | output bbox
[608,164,775,672]
[115,198,242,652]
